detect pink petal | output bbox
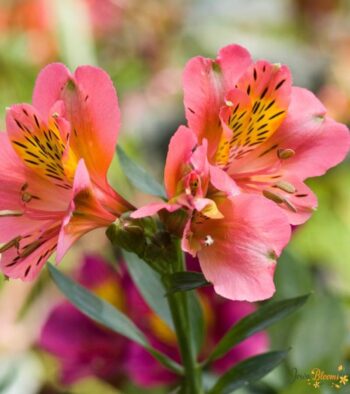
[183,45,252,156]
[183,55,221,153]
[0,130,28,179]
[164,126,197,198]
[64,65,121,188]
[0,225,60,280]
[33,63,122,189]
[216,45,253,93]
[217,62,291,167]
[190,139,209,176]
[0,215,43,244]
[32,63,71,119]
[272,87,350,179]
[209,165,240,197]
[3,110,73,211]
[6,104,74,188]
[131,202,181,219]
[0,131,70,212]
[194,195,291,301]
[236,61,291,111]
[56,160,116,262]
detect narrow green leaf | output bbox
[123,251,174,330]
[208,351,288,394]
[188,291,205,355]
[117,146,166,198]
[165,271,211,293]
[208,294,309,363]
[48,263,182,375]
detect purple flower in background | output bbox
[39,255,268,388]
[39,255,129,385]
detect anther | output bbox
[277,148,295,160]
[275,181,296,194]
[0,210,23,217]
[22,192,32,203]
[0,236,22,253]
[225,100,233,107]
[263,190,285,204]
[284,199,297,213]
[313,114,325,123]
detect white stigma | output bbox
[204,235,214,246]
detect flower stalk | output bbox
[164,239,204,394]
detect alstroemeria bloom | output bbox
[132,126,291,301]
[0,64,132,280]
[183,44,350,225]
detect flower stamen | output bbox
[0,236,22,253]
[277,148,295,159]
[274,181,296,194]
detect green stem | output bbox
[164,240,204,394]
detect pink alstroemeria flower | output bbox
[132,126,291,301]
[0,64,132,280]
[183,44,350,225]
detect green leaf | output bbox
[117,146,166,198]
[208,294,309,363]
[48,263,182,375]
[164,271,211,293]
[188,291,205,355]
[123,251,174,330]
[208,351,289,394]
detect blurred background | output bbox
[0,0,350,393]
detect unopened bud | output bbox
[106,219,146,256]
